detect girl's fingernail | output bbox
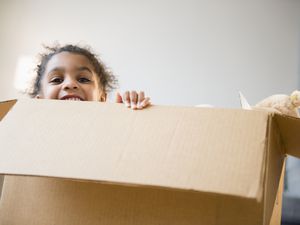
[131,102,137,109]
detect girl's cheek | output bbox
[44,86,59,99]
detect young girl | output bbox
[28,44,150,109]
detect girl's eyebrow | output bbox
[77,66,93,73]
[47,66,93,75]
[48,67,65,74]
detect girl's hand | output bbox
[115,91,151,110]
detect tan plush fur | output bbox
[255,90,300,118]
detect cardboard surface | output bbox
[0,100,17,199]
[0,176,263,225]
[269,162,285,225]
[261,113,285,225]
[0,99,269,199]
[0,100,16,121]
[274,114,300,158]
[0,99,299,225]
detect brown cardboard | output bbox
[274,114,300,158]
[0,98,299,225]
[0,100,16,121]
[269,162,285,225]
[1,176,264,225]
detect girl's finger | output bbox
[130,90,138,109]
[137,91,145,108]
[139,97,151,109]
[123,91,130,107]
[115,92,123,103]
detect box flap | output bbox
[0,99,269,199]
[0,175,264,225]
[0,100,17,121]
[274,114,300,158]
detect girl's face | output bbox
[37,52,105,101]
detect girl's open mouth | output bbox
[60,95,84,101]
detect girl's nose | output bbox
[62,77,78,90]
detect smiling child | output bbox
[28,44,150,109]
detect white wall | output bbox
[0,0,299,107]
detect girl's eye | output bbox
[50,77,63,84]
[78,77,91,83]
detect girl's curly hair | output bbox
[28,44,118,97]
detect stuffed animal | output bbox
[255,90,300,118]
[239,90,300,118]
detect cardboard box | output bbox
[0,98,299,225]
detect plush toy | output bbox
[255,90,300,118]
[239,90,300,118]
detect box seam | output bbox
[262,114,272,225]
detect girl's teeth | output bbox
[66,98,81,101]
